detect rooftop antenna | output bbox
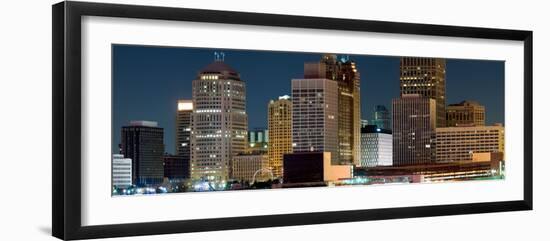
[214,51,225,62]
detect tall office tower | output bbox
[436,124,504,163]
[392,94,436,166]
[112,154,132,188]
[174,99,192,180]
[446,100,486,127]
[121,121,164,186]
[360,125,392,167]
[371,105,391,130]
[247,128,268,154]
[400,57,446,127]
[267,95,292,178]
[303,54,361,165]
[176,100,193,157]
[291,77,339,164]
[190,59,248,184]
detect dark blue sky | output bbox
[113,45,504,154]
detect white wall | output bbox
[0,0,547,240]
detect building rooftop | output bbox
[200,61,238,75]
[129,120,158,127]
[448,100,482,107]
[361,125,392,134]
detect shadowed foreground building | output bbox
[283,152,352,184]
[392,94,436,166]
[121,120,164,186]
[268,95,292,178]
[190,60,248,184]
[163,154,189,181]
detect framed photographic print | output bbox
[52,1,533,240]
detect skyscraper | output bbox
[371,105,391,130]
[446,100,486,127]
[303,54,361,165]
[190,60,248,184]
[291,77,339,164]
[392,94,436,166]
[175,99,192,180]
[121,120,164,186]
[400,57,446,127]
[176,99,193,157]
[267,95,292,178]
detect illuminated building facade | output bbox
[303,54,361,165]
[232,153,270,183]
[267,95,292,178]
[446,100,486,127]
[400,57,446,127]
[121,121,164,186]
[360,125,392,167]
[436,124,504,163]
[247,128,268,154]
[190,60,248,184]
[291,77,339,165]
[392,94,436,166]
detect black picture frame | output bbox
[52,1,533,240]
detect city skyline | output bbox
[113,45,504,155]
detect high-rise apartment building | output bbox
[190,60,248,184]
[436,124,504,163]
[303,54,361,165]
[371,105,391,130]
[121,121,164,186]
[291,77,339,164]
[360,125,392,167]
[267,95,292,178]
[392,94,437,166]
[400,57,446,127]
[446,100,486,127]
[112,154,132,188]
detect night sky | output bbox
[112,45,504,154]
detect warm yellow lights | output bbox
[177,101,193,111]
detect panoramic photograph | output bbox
[111,45,505,196]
